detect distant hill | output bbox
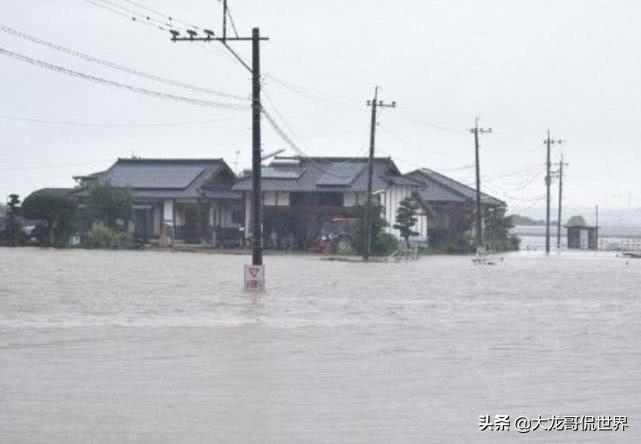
[509,214,557,226]
[509,206,641,227]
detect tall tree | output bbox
[393,196,419,247]
[3,194,22,245]
[87,185,134,230]
[22,193,76,246]
[484,206,514,251]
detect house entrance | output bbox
[183,206,208,244]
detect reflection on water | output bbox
[1,248,640,443]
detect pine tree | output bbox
[5,194,22,246]
[393,196,419,246]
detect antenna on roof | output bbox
[261,148,285,162]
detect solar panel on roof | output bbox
[316,163,365,186]
[262,167,304,179]
[106,165,206,189]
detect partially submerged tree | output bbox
[22,193,76,246]
[484,206,518,251]
[2,194,23,246]
[87,185,133,230]
[347,203,398,255]
[393,196,419,247]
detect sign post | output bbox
[244,264,265,291]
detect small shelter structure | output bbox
[566,215,598,250]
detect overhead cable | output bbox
[0,46,248,111]
[0,24,249,101]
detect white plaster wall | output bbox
[383,186,426,240]
[264,191,277,206]
[277,192,290,206]
[162,199,174,225]
[344,192,357,207]
[263,191,290,207]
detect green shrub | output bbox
[374,232,400,256]
[84,222,126,249]
[509,234,521,251]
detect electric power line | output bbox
[260,102,367,178]
[0,46,248,111]
[119,0,202,30]
[82,0,183,31]
[0,24,249,101]
[79,0,171,31]
[0,114,239,128]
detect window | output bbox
[318,192,344,206]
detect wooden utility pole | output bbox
[169,5,268,268]
[250,28,263,265]
[544,130,564,255]
[470,118,492,250]
[595,205,599,246]
[555,155,569,250]
[364,87,396,261]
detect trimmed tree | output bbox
[393,196,419,247]
[87,185,134,230]
[22,193,76,246]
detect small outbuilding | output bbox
[566,216,598,250]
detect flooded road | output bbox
[1,248,640,443]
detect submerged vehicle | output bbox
[314,217,358,254]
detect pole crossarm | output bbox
[168,2,268,267]
[171,36,269,42]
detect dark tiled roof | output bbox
[406,169,506,206]
[233,156,414,193]
[74,158,239,199]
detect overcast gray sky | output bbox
[2,0,640,214]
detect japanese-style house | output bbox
[405,168,506,249]
[73,158,243,246]
[233,156,430,249]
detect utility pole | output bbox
[469,118,492,251]
[222,0,228,43]
[543,130,564,255]
[595,205,599,246]
[169,4,268,273]
[554,154,569,250]
[364,87,396,261]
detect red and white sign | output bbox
[244,265,265,290]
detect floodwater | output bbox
[1,248,640,443]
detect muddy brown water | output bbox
[1,248,639,443]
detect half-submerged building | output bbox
[73,158,243,246]
[406,168,506,249]
[233,156,430,249]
